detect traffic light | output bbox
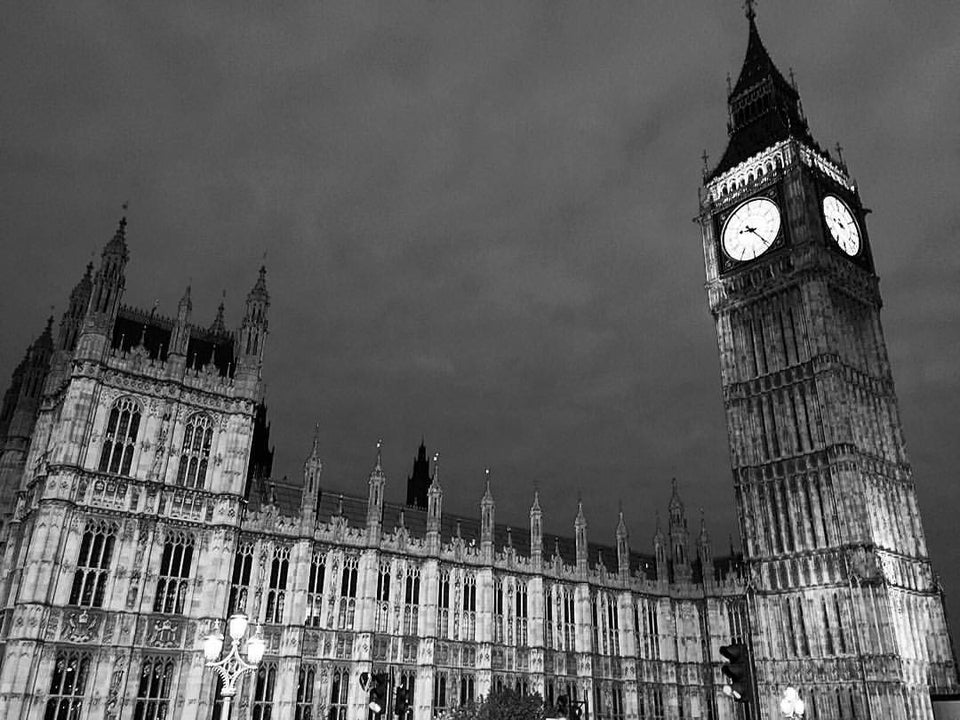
[719,642,753,704]
[394,686,410,718]
[556,694,570,718]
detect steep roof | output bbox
[709,15,816,181]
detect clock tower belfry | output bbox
[698,9,958,719]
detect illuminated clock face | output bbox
[721,197,781,262]
[822,194,861,256]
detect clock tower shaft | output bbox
[699,12,958,719]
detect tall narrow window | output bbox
[436,569,450,637]
[306,550,326,627]
[45,651,90,720]
[433,671,448,715]
[264,546,289,624]
[562,586,576,651]
[460,674,475,705]
[461,572,477,642]
[403,566,421,635]
[329,668,350,720]
[494,578,505,643]
[133,657,175,720]
[295,664,315,720]
[68,519,117,607]
[515,581,528,646]
[176,414,213,489]
[376,561,392,633]
[252,662,278,720]
[99,397,141,476]
[153,532,194,614]
[229,542,254,615]
[545,584,555,649]
[337,556,358,629]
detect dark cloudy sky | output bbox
[3,1,959,631]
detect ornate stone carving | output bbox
[64,608,100,643]
[148,618,181,648]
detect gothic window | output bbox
[153,531,194,614]
[637,598,660,660]
[515,580,528,646]
[133,656,175,720]
[561,586,576,651]
[611,684,625,720]
[252,662,278,720]
[606,594,620,655]
[376,561,391,633]
[436,569,450,638]
[329,667,350,720]
[68,519,117,607]
[433,671,448,714]
[45,651,90,720]
[295,664,315,720]
[461,572,477,641]
[176,414,213,489]
[403,566,421,636]
[229,542,254,615]
[264,546,290,624]
[337,556,358,630]
[305,549,326,627]
[98,397,141,476]
[459,673,475,706]
[494,578,505,643]
[591,595,600,652]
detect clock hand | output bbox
[745,227,770,245]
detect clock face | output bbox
[822,194,861,256]
[721,197,781,262]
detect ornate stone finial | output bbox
[376,438,383,470]
[506,527,513,548]
[432,452,440,484]
[310,422,321,456]
[482,467,493,501]
[336,494,344,516]
[789,67,797,90]
[398,508,406,529]
[726,72,732,95]
[744,0,756,21]
[530,489,541,513]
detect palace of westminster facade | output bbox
[0,10,957,720]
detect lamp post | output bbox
[780,686,806,719]
[204,613,266,720]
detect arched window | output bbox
[98,397,141,476]
[68,519,117,607]
[46,651,90,719]
[153,531,195,614]
[176,414,213,489]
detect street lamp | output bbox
[204,613,266,720]
[780,686,806,719]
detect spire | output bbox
[575,498,587,529]
[210,290,226,334]
[371,438,384,479]
[430,452,440,489]
[699,508,710,545]
[104,210,129,262]
[708,5,812,181]
[303,421,323,496]
[178,285,192,314]
[481,468,494,504]
[616,507,628,539]
[170,284,193,358]
[530,489,541,514]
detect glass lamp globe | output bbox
[781,698,793,715]
[228,614,249,641]
[785,687,799,702]
[203,632,224,661]
[247,634,266,664]
[795,699,805,716]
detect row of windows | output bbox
[70,522,194,616]
[96,398,216,489]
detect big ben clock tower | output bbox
[698,6,959,718]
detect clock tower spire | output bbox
[699,10,958,719]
